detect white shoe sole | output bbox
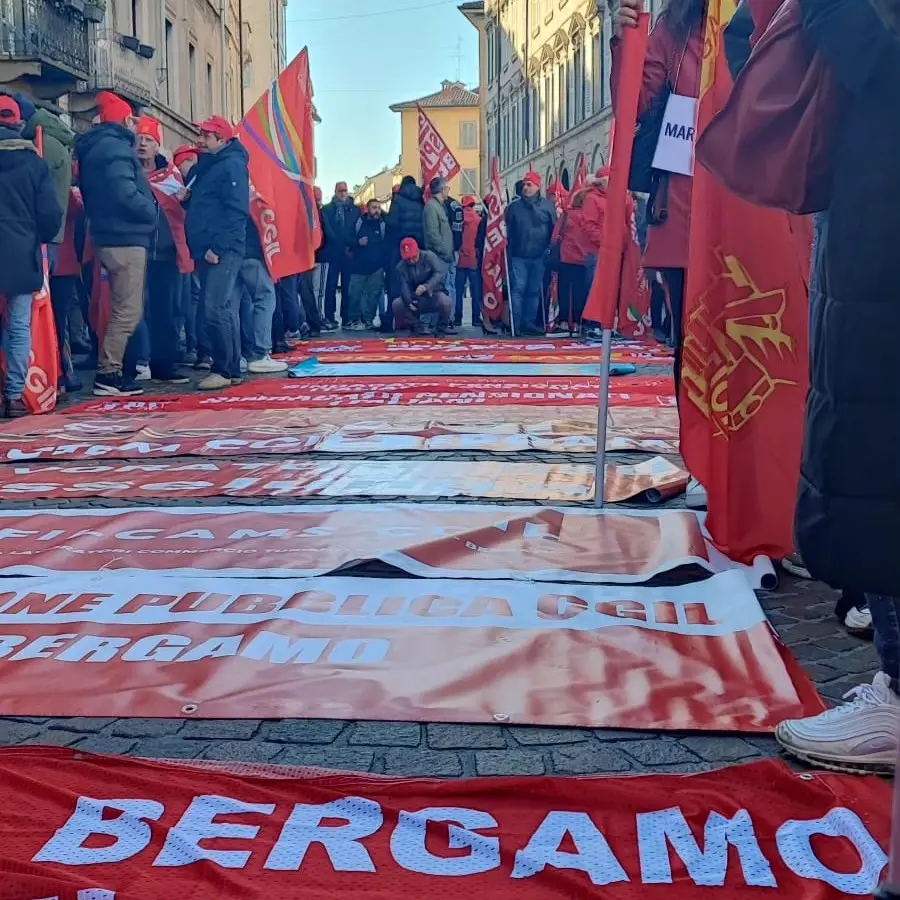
[775,728,895,775]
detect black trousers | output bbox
[557,263,587,329]
[660,267,685,395]
[146,259,181,378]
[273,275,301,348]
[49,274,76,377]
[323,258,351,323]
[298,270,322,332]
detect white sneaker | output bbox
[247,355,289,374]
[684,477,708,509]
[775,672,900,773]
[135,364,151,381]
[844,604,874,635]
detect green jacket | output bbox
[22,108,74,244]
[423,196,454,263]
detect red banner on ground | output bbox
[304,337,658,355]
[0,407,680,462]
[681,0,810,563]
[0,749,887,899]
[285,347,670,364]
[0,570,820,728]
[0,504,720,581]
[0,457,687,503]
[65,376,675,414]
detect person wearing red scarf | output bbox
[135,115,191,384]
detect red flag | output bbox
[481,156,508,326]
[236,48,321,280]
[417,105,461,190]
[146,162,192,275]
[681,0,810,563]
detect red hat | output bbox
[523,171,542,189]
[461,195,476,207]
[0,95,22,126]
[335,181,348,192]
[136,115,162,145]
[173,144,198,167]
[95,91,133,125]
[400,237,419,261]
[197,115,234,141]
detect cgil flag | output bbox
[481,156,509,327]
[237,48,321,280]
[417,106,461,190]
[681,0,810,563]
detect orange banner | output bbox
[0,407,680,462]
[0,570,820,728]
[0,504,723,582]
[0,457,688,503]
[681,0,810,563]
[0,749,887,899]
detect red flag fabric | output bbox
[236,48,321,280]
[146,162,192,275]
[572,154,590,193]
[481,156,508,326]
[21,253,60,413]
[417,106,461,189]
[681,0,810,563]
[0,748,890,899]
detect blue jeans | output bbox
[455,266,483,324]
[198,252,243,379]
[3,294,32,400]
[868,596,900,693]
[509,256,544,332]
[445,255,457,309]
[238,258,276,360]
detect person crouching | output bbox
[392,238,455,336]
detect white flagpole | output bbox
[504,247,516,336]
[593,326,613,508]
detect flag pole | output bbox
[504,246,516,336]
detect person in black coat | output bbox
[385,175,426,312]
[76,91,156,397]
[774,0,900,774]
[0,95,63,418]
[347,199,389,329]
[184,115,250,391]
[320,181,360,329]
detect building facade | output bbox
[390,80,481,199]
[242,0,287,112]
[354,161,402,205]
[0,0,284,147]
[460,0,662,197]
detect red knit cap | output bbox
[0,95,21,126]
[197,115,234,141]
[523,171,542,188]
[173,144,198,167]
[96,91,133,124]
[400,237,419,260]
[136,115,162,144]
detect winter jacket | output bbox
[445,196,464,252]
[423,196,454,262]
[0,126,64,295]
[795,0,900,596]
[321,196,361,263]
[353,214,388,275]
[724,0,755,80]
[397,250,447,306]
[21,107,74,244]
[386,181,426,246]
[505,193,556,259]
[184,138,250,261]
[314,203,327,263]
[75,123,156,249]
[552,192,593,266]
[580,182,608,254]
[457,207,486,269]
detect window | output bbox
[164,19,173,106]
[461,168,478,194]
[592,28,603,112]
[572,41,583,124]
[130,0,140,36]
[542,72,551,146]
[459,120,477,149]
[206,62,214,117]
[529,0,540,34]
[188,41,197,121]
[487,24,497,83]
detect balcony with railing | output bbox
[90,26,157,105]
[0,0,91,81]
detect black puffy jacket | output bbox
[505,193,556,259]
[352,215,388,275]
[185,138,250,260]
[0,126,63,295]
[796,0,900,595]
[321,196,361,263]
[75,123,156,249]
[386,182,425,246]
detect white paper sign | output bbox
[652,93,699,177]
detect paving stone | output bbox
[593,729,654,742]
[619,740,699,766]
[790,643,838,663]
[679,737,763,763]
[384,749,463,777]
[551,743,632,775]
[200,741,283,762]
[427,724,506,749]
[180,720,260,741]
[109,719,185,739]
[348,722,421,747]
[0,721,43,744]
[475,750,546,776]
[47,718,112,733]
[509,727,589,746]
[132,737,207,759]
[23,729,83,747]
[276,747,376,772]
[75,736,138,756]
[264,720,347,744]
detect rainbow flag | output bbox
[237,48,321,279]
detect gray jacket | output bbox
[423,196,454,262]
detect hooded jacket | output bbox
[20,106,74,244]
[75,123,156,249]
[321,195,361,263]
[423,196,454,262]
[386,181,426,246]
[0,125,64,295]
[184,138,250,260]
[353,214,388,275]
[457,206,486,270]
[505,191,557,259]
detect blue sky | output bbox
[286,0,480,198]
